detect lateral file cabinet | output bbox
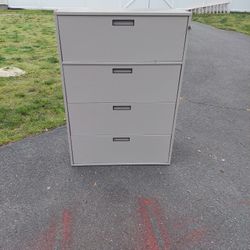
[55,9,191,166]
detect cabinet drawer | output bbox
[58,15,188,62]
[63,65,181,103]
[71,135,171,165]
[68,103,175,135]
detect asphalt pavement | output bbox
[0,22,250,250]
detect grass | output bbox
[0,9,64,145]
[193,12,250,36]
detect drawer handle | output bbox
[112,68,133,74]
[113,105,131,111]
[112,19,135,26]
[113,137,130,142]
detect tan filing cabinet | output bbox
[55,9,191,166]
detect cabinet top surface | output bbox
[55,8,191,16]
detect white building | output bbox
[4,0,250,12]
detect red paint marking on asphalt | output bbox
[44,220,57,250]
[138,198,160,250]
[173,217,195,230]
[177,228,206,247]
[26,219,57,250]
[239,199,250,206]
[183,228,206,244]
[137,197,170,250]
[142,198,154,206]
[61,209,73,250]
[23,208,75,250]
[150,199,171,250]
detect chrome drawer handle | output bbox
[112,19,135,26]
[112,68,133,74]
[113,105,131,111]
[113,137,130,142]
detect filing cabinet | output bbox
[55,9,191,166]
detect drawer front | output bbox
[58,16,188,62]
[71,135,171,165]
[63,65,181,103]
[68,103,175,135]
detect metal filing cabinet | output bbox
[55,9,191,166]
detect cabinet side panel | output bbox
[55,13,74,166]
[168,15,192,164]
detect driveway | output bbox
[0,22,250,250]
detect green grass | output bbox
[192,12,250,36]
[0,9,65,145]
